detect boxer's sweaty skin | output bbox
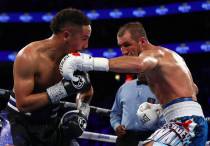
[106,24,206,146]
[109,31,198,105]
[13,25,92,112]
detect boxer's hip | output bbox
[7,94,60,122]
[6,103,60,146]
[144,98,208,145]
[162,97,204,122]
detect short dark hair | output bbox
[117,22,147,41]
[50,8,91,34]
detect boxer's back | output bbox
[145,47,196,105]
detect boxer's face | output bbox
[64,25,91,53]
[117,31,140,56]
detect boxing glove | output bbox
[47,71,91,104]
[59,53,109,81]
[136,102,162,129]
[59,110,87,138]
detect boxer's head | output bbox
[117,22,148,56]
[50,8,91,52]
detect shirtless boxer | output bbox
[7,8,93,146]
[60,22,208,145]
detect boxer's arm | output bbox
[14,52,49,112]
[109,50,160,73]
[76,86,93,104]
[47,71,91,104]
[60,51,161,81]
[76,86,93,118]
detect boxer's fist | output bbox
[59,110,87,138]
[136,102,162,129]
[59,53,109,81]
[0,89,10,111]
[62,71,91,95]
[47,71,91,104]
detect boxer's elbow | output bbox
[87,86,94,98]
[16,99,31,112]
[16,102,27,112]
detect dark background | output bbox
[0,0,209,145]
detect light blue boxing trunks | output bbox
[143,97,208,146]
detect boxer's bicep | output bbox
[13,55,35,106]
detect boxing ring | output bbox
[0,100,210,145]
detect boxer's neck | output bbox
[46,35,68,62]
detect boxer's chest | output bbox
[34,60,62,91]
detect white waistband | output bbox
[162,101,204,122]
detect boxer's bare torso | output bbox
[13,39,65,111]
[109,46,197,106]
[141,47,197,105]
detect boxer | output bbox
[7,8,93,146]
[60,22,208,145]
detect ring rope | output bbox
[61,101,111,115]
[62,101,210,122]
[79,131,117,143]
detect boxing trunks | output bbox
[144,97,208,146]
[6,93,61,146]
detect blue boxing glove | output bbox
[47,71,91,104]
[59,52,109,81]
[59,110,87,139]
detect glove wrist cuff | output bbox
[93,58,109,71]
[46,81,68,104]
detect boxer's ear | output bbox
[138,37,148,46]
[63,30,71,41]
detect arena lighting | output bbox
[0,41,209,62]
[0,1,209,23]
[115,74,121,81]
